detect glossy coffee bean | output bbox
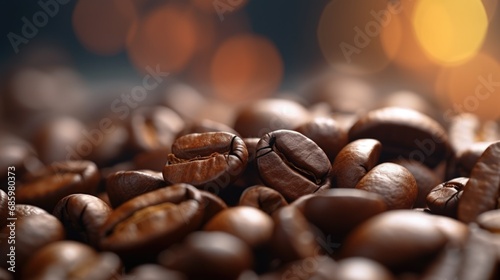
[15,204,48,217]
[355,163,418,209]
[238,185,288,215]
[271,206,318,263]
[159,231,253,280]
[163,132,248,193]
[106,170,166,208]
[331,139,381,189]
[22,241,122,280]
[458,142,500,223]
[17,160,100,211]
[256,130,331,201]
[204,206,274,249]
[477,209,500,234]
[99,184,204,260]
[349,107,450,168]
[341,210,447,269]
[295,188,387,239]
[334,258,395,280]
[53,194,112,247]
[294,117,348,162]
[127,264,187,280]
[233,99,310,138]
[426,177,468,217]
[127,106,184,153]
[432,215,469,245]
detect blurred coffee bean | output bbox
[334,258,395,280]
[294,117,348,162]
[15,204,48,217]
[456,141,495,176]
[457,229,498,280]
[349,107,450,168]
[99,184,204,261]
[260,256,337,280]
[177,119,239,139]
[204,206,274,249]
[432,215,469,245]
[238,185,288,215]
[271,206,318,263]
[448,113,480,156]
[0,214,65,272]
[426,177,468,218]
[198,190,228,225]
[355,163,418,209]
[331,139,381,189]
[133,147,170,171]
[0,135,43,186]
[106,170,166,208]
[18,160,100,211]
[127,106,184,153]
[87,121,129,166]
[53,194,112,247]
[477,209,500,234]
[420,243,462,280]
[296,188,387,240]
[127,264,187,280]
[159,231,253,280]
[233,99,310,138]
[231,138,262,188]
[22,241,122,280]
[341,210,448,269]
[392,159,441,208]
[163,132,248,193]
[458,142,500,223]
[256,130,331,201]
[379,90,443,125]
[161,83,206,120]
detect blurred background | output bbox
[1,0,500,127]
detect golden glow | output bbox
[210,34,283,103]
[412,0,488,64]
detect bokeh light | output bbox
[210,34,283,103]
[412,0,488,65]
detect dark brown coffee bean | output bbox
[238,185,288,215]
[231,138,262,188]
[331,139,381,189]
[0,214,65,271]
[163,132,248,193]
[294,117,348,162]
[233,99,310,138]
[177,119,239,139]
[426,177,468,217]
[127,264,187,280]
[22,241,122,280]
[341,210,447,269]
[296,188,387,239]
[334,258,395,280]
[458,142,500,223]
[198,189,228,225]
[432,215,468,245]
[392,159,441,208]
[355,163,418,209]
[106,170,166,208]
[271,205,318,263]
[17,160,100,211]
[204,206,274,249]
[256,130,331,201]
[261,256,337,280]
[159,231,253,280]
[127,106,184,153]
[99,184,204,260]
[87,121,129,166]
[477,209,500,234]
[53,194,112,247]
[349,107,450,168]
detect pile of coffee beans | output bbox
[1,71,500,280]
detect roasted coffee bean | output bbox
[106,170,166,208]
[458,142,500,223]
[456,141,495,176]
[271,206,318,263]
[260,256,337,280]
[457,228,498,280]
[0,213,65,271]
[426,177,468,218]
[380,90,443,125]
[15,204,48,217]
[294,117,348,162]
[432,215,469,245]
[349,107,450,168]
[127,106,184,153]
[86,120,129,166]
[198,189,228,225]
[22,241,122,280]
[295,188,387,239]
[331,139,381,189]
[238,185,288,215]
[127,264,187,280]
[99,184,204,260]
[204,206,274,249]
[392,159,441,208]
[355,163,418,209]
[421,243,462,280]
[176,119,239,139]
[17,160,100,211]
[53,194,112,247]
[159,231,253,280]
[163,132,248,193]
[233,99,310,138]
[334,258,395,280]
[256,130,331,201]
[341,210,448,269]
[477,209,500,234]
